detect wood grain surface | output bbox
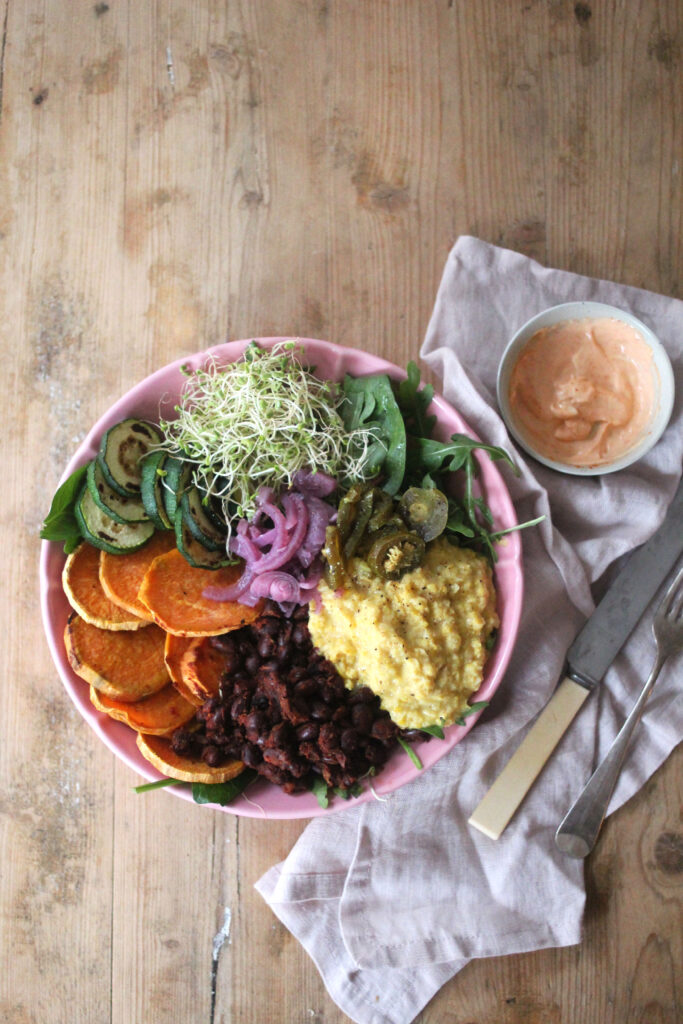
[2,1,681,1022]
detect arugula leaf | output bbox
[310,775,329,808]
[454,701,489,727]
[397,735,423,769]
[40,463,88,551]
[421,723,445,739]
[410,434,518,476]
[192,768,258,805]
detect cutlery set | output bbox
[469,478,683,853]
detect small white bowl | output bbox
[496,301,675,476]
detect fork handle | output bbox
[555,655,665,858]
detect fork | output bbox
[555,564,683,859]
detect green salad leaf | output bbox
[134,777,184,794]
[454,701,490,727]
[341,373,407,495]
[421,723,445,739]
[397,735,423,769]
[40,464,88,553]
[310,775,330,808]
[192,769,258,805]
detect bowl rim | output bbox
[496,301,675,476]
[40,336,524,819]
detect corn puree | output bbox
[308,538,499,729]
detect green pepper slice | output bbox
[322,525,347,590]
[366,527,425,580]
[343,489,375,560]
[398,487,449,542]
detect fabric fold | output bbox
[256,237,682,1024]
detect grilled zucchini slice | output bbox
[140,451,172,530]
[180,485,227,551]
[160,456,185,521]
[75,485,155,554]
[174,511,231,569]
[98,419,163,497]
[87,460,149,524]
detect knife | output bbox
[468,477,683,841]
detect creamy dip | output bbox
[308,539,498,729]
[508,317,656,468]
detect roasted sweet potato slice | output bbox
[179,637,225,702]
[65,613,170,701]
[138,548,263,636]
[99,530,176,620]
[63,542,148,631]
[89,683,196,735]
[164,633,204,707]
[136,733,244,784]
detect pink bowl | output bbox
[40,338,523,819]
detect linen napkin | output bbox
[256,237,683,1024]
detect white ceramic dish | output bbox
[496,301,675,476]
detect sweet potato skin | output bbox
[136,733,244,784]
[179,638,225,702]
[65,612,170,702]
[89,683,196,735]
[63,542,148,630]
[163,633,204,707]
[138,549,263,636]
[99,530,176,620]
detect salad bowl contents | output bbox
[40,338,524,818]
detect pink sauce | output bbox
[508,317,657,468]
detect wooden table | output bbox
[3,2,681,1021]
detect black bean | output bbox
[241,744,263,767]
[371,717,398,742]
[230,695,247,720]
[310,700,332,722]
[351,704,374,734]
[349,686,376,705]
[243,652,261,675]
[340,728,359,753]
[202,745,223,767]
[296,722,319,742]
[294,677,318,697]
[257,633,277,659]
[292,623,308,647]
[243,711,267,742]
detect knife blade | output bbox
[468,477,683,841]
[566,478,683,688]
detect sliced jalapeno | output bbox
[322,525,347,590]
[343,489,375,560]
[398,487,449,542]
[336,482,372,541]
[367,527,425,580]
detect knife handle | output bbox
[468,677,591,840]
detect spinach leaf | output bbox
[40,463,88,552]
[396,361,436,439]
[192,768,258,805]
[342,373,406,495]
